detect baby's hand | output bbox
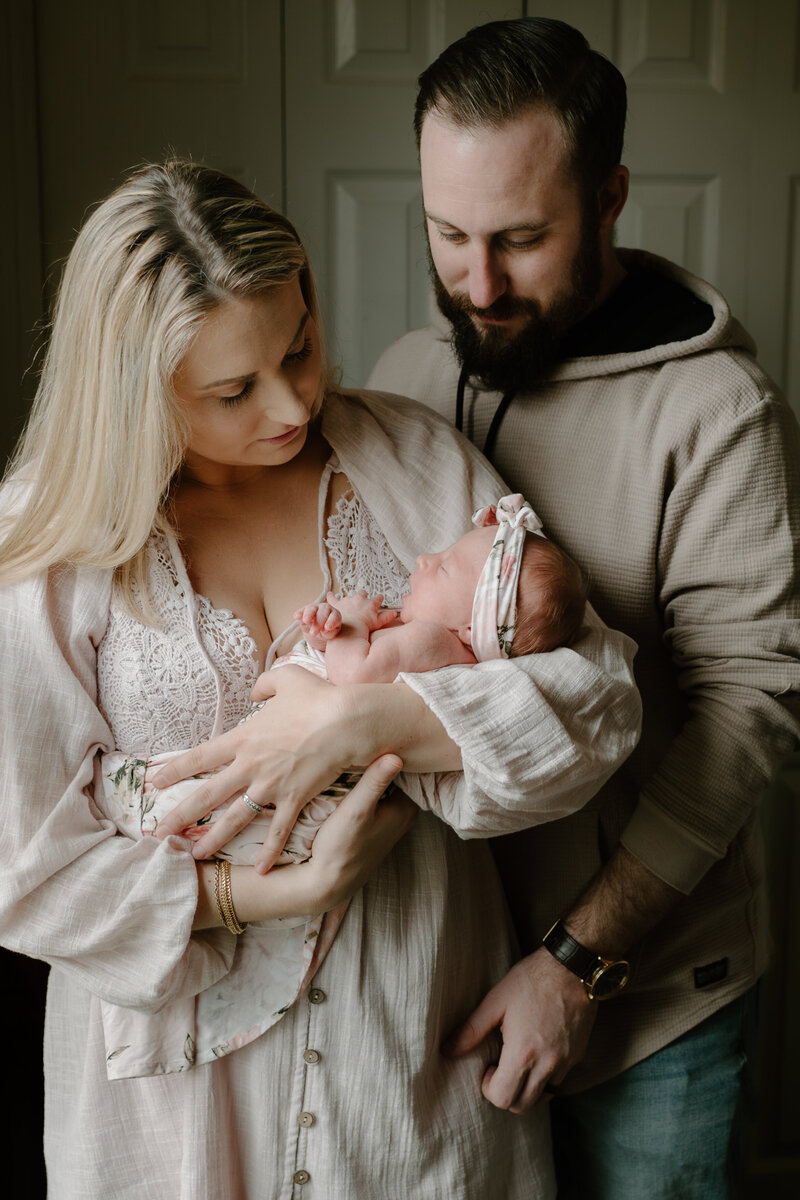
[295,601,343,645]
[333,591,398,631]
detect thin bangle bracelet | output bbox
[214,859,247,934]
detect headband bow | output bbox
[470,494,543,660]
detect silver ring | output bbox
[240,792,266,815]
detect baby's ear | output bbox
[456,624,473,647]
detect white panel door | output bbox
[283,0,524,387]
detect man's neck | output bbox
[588,248,627,316]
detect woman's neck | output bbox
[177,426,328,496]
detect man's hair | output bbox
[414,17,627,194]
[511,535,588,656]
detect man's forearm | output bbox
[561,844,681,960]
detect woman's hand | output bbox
[298,754,415,909]
[153,667,361,872]
[194,755,415,926]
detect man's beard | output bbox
[431,213,603,393]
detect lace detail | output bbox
[96,483,409,757]
[326,489,408,606]
[97,534,259,755]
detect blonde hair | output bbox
[511,534,587,655]
[0,160,331,610]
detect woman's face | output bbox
[174,278,322,482]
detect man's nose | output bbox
[468,247,507,310]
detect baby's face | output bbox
[401,526,496,629]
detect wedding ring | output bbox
[240,792,266,815]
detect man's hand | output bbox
[443,947,597,1112]
[445,846,682,1112]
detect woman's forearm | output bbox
[194,861,318,929]
[332,680,463,773]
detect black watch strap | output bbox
[542,920,630,1000]
[542,919,601,980]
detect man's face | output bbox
[420,107,604,391]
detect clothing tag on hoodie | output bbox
[694,958,729,988]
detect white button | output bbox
[297,1111,315,1127]
[303,1048,320,1064]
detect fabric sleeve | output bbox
[622,385,800,892]
[327,387,643,840]
[398,610,641,836]
[0,566,235,1011]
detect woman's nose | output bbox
[263,379,311,426]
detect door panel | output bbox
[283,0,524,386]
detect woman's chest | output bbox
[96,536,261,755]
[96,498,409,756]
[180,515,325,664]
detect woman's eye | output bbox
[219,380,254,408]
[284,337,314,366]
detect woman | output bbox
[0,162,638,1198]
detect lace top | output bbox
[96,458,408,755]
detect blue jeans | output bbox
[550,990,757,1199]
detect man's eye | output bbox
[438,229,467,244]
[502,236,542,250]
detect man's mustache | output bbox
[443,292,540,323]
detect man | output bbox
[368,17,800,1198]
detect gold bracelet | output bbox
[214,860,247,934]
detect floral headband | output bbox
[470,493,544,660]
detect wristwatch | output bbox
[542,919,630,1000]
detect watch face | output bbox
[587,960,630,1000]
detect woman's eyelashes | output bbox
[217,339,313,407]
[284,336,314,365]
[219,379,255,408]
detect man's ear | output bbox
[598,165,629,230]
[456,625,472,647]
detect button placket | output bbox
[292,978,329,1193]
